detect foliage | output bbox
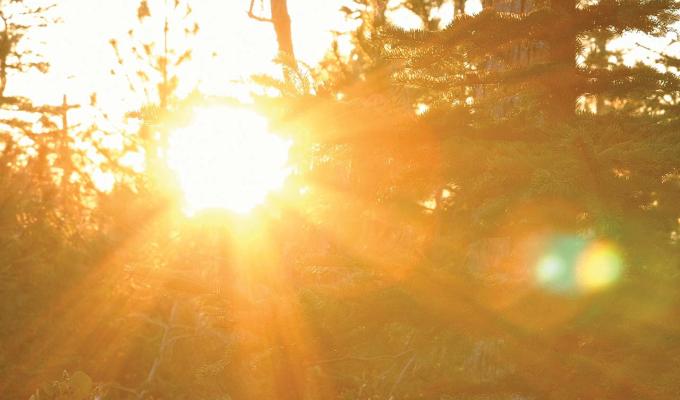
[256,0,680,398]
[29,371,94,400]
[0,0,679,399]
[0,0,56,96]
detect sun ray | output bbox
[2,199,178,392]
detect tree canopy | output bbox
[0,1,679,399]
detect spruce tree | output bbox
[6,1,679,399]
[257,0,680,398]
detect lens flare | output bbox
[576,242,624,292]
[535,236,587,294]
[167,106,292,215]
[534,235,623,294]
[536,255,569,289]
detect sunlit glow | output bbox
[167,106,291,215]
[576,242,624,292]
[536,255,569,289]
[11,0,351,110]
[534,236,624,294]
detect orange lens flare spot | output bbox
[576,242,623,292]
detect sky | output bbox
[5,0,673,193]
[8,1,488,109]
[10,0,348,110]
[7,0,674,113]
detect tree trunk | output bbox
[454,0,466,17]
[270,0,296,69]
[546,0,578,120]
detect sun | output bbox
[167,106,292,215]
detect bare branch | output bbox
[247,0,272,23]
[307,349,414,366]
[388,354,416,399]
[635,42,680,68]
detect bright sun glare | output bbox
[167,106,292,215]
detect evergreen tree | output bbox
[109,0,199,168]
[5,1,680,399]
[0,0,54,97]
[0,2,130,397]
[254,0,680,398]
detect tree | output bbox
[0,3,122,396]
[253,0,680,398]
[5,1,680,399]
[0,0,55,97]
[109,0,199,170]
[249,0,297,70]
